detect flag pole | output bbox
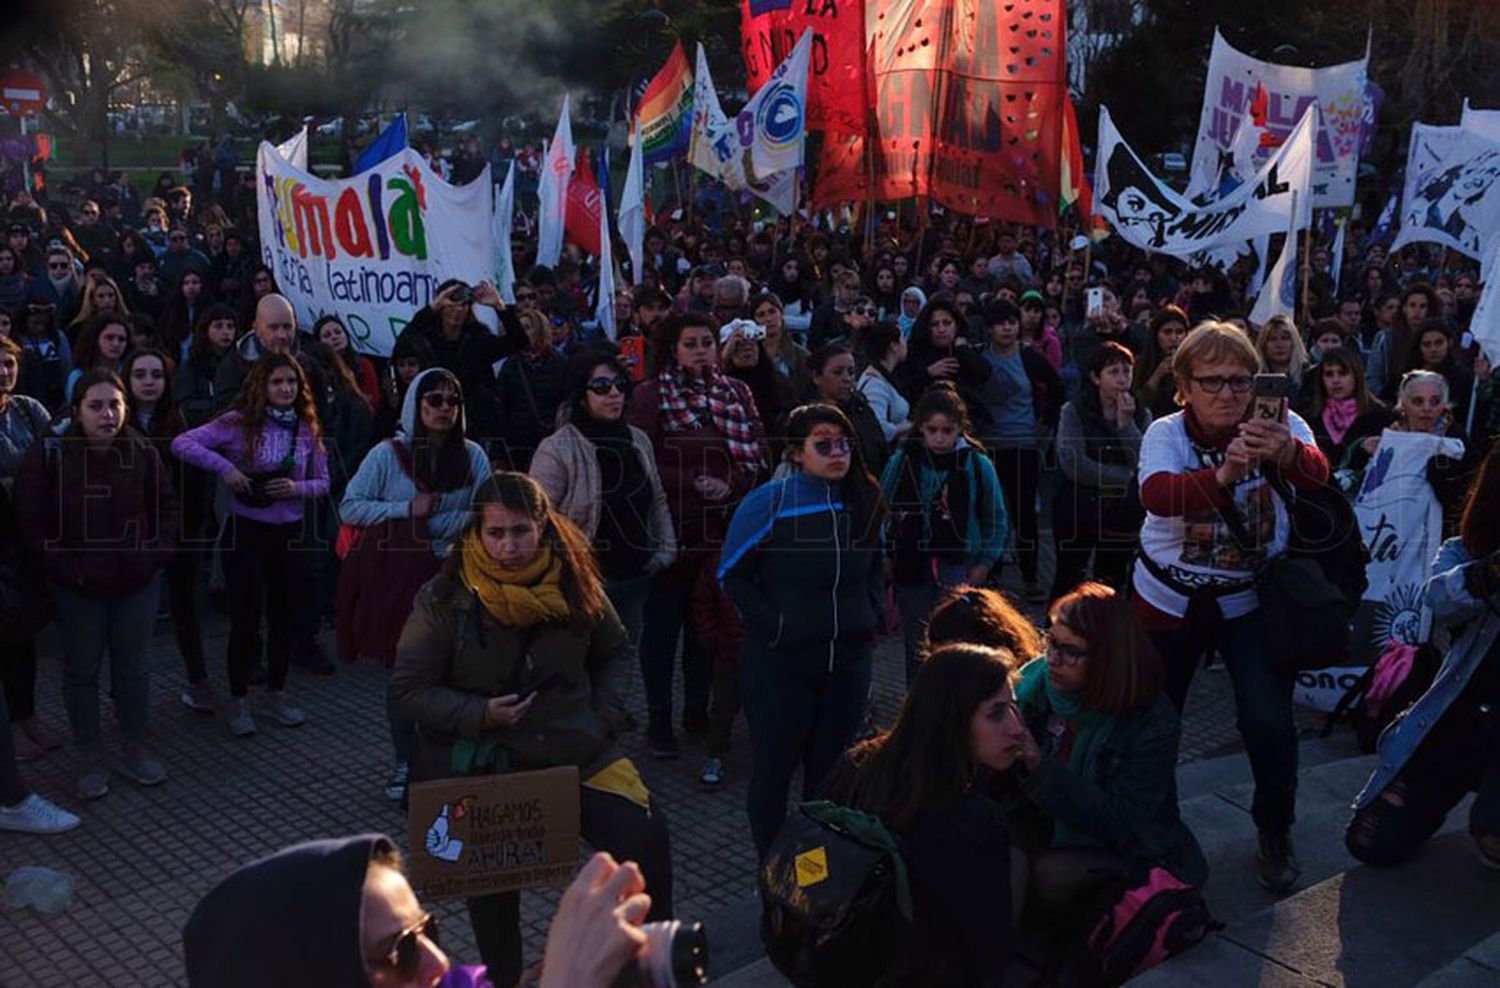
[1300,211,1313,323]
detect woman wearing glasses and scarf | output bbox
[1132,322,1328,895]
[720,403,887,857]
[530,348,677,648]
[626,312,768,757]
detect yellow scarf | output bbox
[461,536,572,627]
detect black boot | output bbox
[1256,829,1301,894]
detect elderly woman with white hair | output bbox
[1349,368,1479,525]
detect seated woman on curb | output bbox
[1011,583,1206,930]
[1347,442,1500,869]
[822,644,1029,988]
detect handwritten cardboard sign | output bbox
[407,766,580,900]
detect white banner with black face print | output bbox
[1391,129,1500,260]
[1462,98,1500,142]
[1093,105,1315,257]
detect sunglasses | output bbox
[373,913,439,978]
[422,393,462,409]
[854,306,878,318]
[811,436,852,457]
[48,262,71,270]
[585,376,628,396]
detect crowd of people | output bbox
[0,163,1497,988]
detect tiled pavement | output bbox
[2,563,1314,987]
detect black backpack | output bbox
[760,801,912,988]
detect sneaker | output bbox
[647,720,680,759]
[117,742,168,787]
[1256,829,1301,894]
[682,707,710,736]
[12,727,45,763]
[0,793,81,835]
[262,693,306,728]
[22,719,64,751]
[699,757,725,789]
[179,680,216,715]
[75,762,110,801]
[384,762,410,803]
[227,699,257,738]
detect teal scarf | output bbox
[1016,658,1117,848]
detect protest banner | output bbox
[255,142,494,358]
[1093,105,1314,256]
[1471,238,1500,367]
[272,127,308,171]
[1188,30,1369,209]
[492,161,516,303]
[740,0,867,136]
[1461,98,1500,142]
[688,43,798,213]
[538,96,575,267]
[407,766,581,901]
[1298,431,1463,711]
[636,43,694,166]
[1391,129,1500,260]
[565,149,603,258]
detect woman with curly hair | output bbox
[172,353,329,738]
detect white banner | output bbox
[1462,98,1500,142]
[745,28,811,179]
[492,161,516,304]
[255,143,494,357]
[688,43,797,214]
[1095,104,1314,256]
[1189,30,1369,208]
[1472,237,1500,368]
[620,121,646,287]
[538,96,575,268]
[1296,430,1464,711]
[1249,229,1297,325]
[1390,129,1500,260]
[273,127,309,171]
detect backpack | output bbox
[760,801,912,988]
[1083,866,1218,985]
[1324,641,1443,754]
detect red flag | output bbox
[740,0,869,135]
[565,149,602,257]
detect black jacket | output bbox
[396,306,528,444]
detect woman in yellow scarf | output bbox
[391,471,673,985]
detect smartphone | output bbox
[1252,373,1291,423]
[1085,286,1104,318]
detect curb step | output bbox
[1412,931,1500,987]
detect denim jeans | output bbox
[741,643,874,857]
[52,579,161,748]
[895,560,971,683]
[1152,607,1298,833]
[638,557,711,726]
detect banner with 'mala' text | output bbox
[256,143,495,357]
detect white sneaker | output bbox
[262,693,306,728]
[227,699,257,738]
[0,794,82,835]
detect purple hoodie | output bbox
[172,410,330,524]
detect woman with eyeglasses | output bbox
[390,472,674,984]
[1010,584,1205,945]
[339,368,492,803]
[531,348,677,649]
[626,312,768,757]
[1133,322,1328,895]
[807,341,890,475]
[721,403,888,858]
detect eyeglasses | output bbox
[422,393,462,409]
[1190,374,1254,395]
[585,376,628,396]
[810,436,853,457]
[373,913,439,978]
[48,262,71,270]
[1043,631,1089,666]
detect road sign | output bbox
[0,71,47,116]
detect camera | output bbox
[449,284,473,305]
[609,920,708,988]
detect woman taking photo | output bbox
[807,342,889,475]
[857,320,911,449]
[751,291,810,398]
[172,353,329,738]
[1051,341,1149,601]
[1012,583,1205,928]
[124,347,214,714]
[389,471,674,984]
[896,299,991,408]
[1307,346,1391,472]
[1137,305,1190,421]
[627,312,768,756]
[881,384,1008,683]
[1346,444,1500,868]
[822,643,1028,987]
[721,318,794,444]
[531,348,677,648]
[1132,322,1329,894]
[175,305,238,427]
[339,367,492,803]
[720,403,886,858]
[16,369,178,799]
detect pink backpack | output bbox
[1085,866,1217,984]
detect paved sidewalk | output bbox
[2,577,1299,986]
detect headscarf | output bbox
[897,286,927,339]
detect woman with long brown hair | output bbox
[172,352,329,737]
[1307,345,1391,470]
[390,472,673,985]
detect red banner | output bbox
[812,0,1066,225]
[740,0,869,136]
[565,150,602,257]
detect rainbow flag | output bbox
[1060,94,1108,241]
[636,42,694,165]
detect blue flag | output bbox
[598,145,613,220]
[354,113,408,174]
